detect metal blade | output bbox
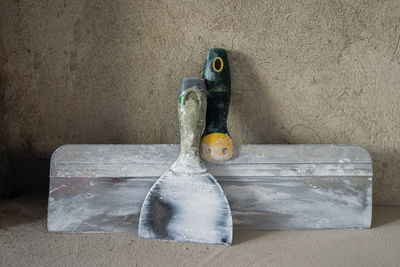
[138,170,233,245]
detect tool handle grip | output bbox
[200,48,233,162]
[203,84,230,135]
[177,78,207,156]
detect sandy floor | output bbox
[1,194,400,267]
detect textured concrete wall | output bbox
[0,23,9,197]
[1,0,399,205]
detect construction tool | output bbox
[137,78,233,245]
[200,48,233,163]
[48,144,372,232]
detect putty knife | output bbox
[137,78,233,245]
[201,48,233,163]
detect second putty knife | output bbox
[138,78,233,245]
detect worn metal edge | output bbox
[50,144,373,164]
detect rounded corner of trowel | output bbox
[50,144,70,163]
[354,145,373,163]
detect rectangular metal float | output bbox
[48,144,372,232]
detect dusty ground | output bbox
[0,194,399,266]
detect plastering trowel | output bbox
[200,48,233,163]
[137,78,233,245]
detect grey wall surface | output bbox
[0,28,9,197]
[0,0,399,205]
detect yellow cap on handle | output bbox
[200,133,233,163]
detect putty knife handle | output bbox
[177,78,207,157]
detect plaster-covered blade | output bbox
[138,170,232,245]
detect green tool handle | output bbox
[200,48,232,162]
[203,81,230,136]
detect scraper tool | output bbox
[138,78,233,245]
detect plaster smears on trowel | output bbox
[200,48,233,163]
[138,78,233,245]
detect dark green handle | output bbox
[200,48,233,163]
[202,48,231,135]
